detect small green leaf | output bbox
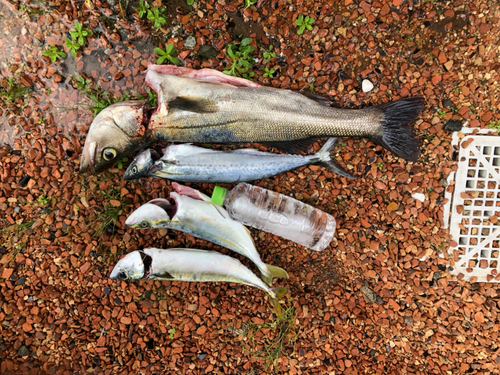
[154,47,164,55]
[241,37,252,46]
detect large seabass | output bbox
[80,65,424,173]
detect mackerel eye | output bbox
[140,221,149,228]
[132,166,138,174]
[102,148,117,161]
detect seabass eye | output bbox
[102,148,117,161]
[140,221,149,228]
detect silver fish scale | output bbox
[155,153,316,183]
[153,87,382,143]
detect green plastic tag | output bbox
[211,186,227,206]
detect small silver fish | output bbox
[123,138,355,182]
[110,248,288,316]
[125,182,288,286]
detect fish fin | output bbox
[269,287,289,319]
[261,264,289,286]
[262,138,319,154]
[371,97,424,162]
[296,91,333,106]
[319,160,356,179]
[168,96,218,113]
[313,138,356,178]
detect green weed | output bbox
[488,120,500,131]
[136,0,149,18]
[74,75,91,90]
[187,0,195,5]
[0,79,32,105]
[65,36,82,58]
[223,38,255,78]
[154,43,180,65]
[42,45,67,63]
[0,221,34,271]
[137,89,158,108]
[90,188,130,236]
[437,109,446,119]
[377,162,383,170]
[295,14,315,35]
[309,79,315,93]
[263,67,275,78]
[37,195,49,205]
[242,299,297,369]
[244,0,257,8]
[69,21,93,46]
[262,45,276,63]
[65,21,92,58]
[169,328,175,339]
[114,157,128,169]
[147,6,167,29]
[89,91,131,116]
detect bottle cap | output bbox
[211,186,227,206]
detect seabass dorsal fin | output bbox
[295,91,333,106]
[169,96,218,113]
[261,138,319,154]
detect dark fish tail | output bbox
[316,138,356,179]
[371,97,424,162]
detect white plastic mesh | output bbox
[447,135,500,282]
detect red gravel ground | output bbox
[1,0,500,373]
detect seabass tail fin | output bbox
[371,97,424,162]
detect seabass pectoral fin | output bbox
[169,96,218,113]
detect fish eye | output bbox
[132,166,138,174]
[140,221,149,228]
[102,148,117,161]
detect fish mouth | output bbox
[79,141,97,174]
[149,198,178,220]
[138,250,153,279]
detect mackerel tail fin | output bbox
[268,287,288,319]
[261,263,289,286]
[372,97,424,162]
[315,138,356,179]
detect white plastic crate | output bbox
[444,131,500,282]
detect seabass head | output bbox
[80,100,149,174]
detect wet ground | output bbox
[1,0,500,374]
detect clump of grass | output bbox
[0,221,34,271]
[223,38,255,79]
[88,90,131,116]
[89,188,130,236]
[240,299,298,369]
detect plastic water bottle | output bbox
[210,183,336,251]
